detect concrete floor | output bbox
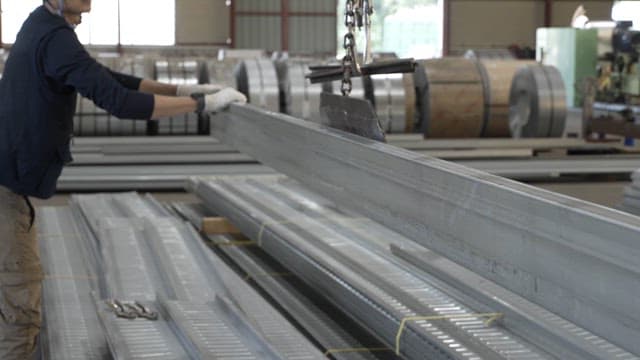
[31,181,632,211]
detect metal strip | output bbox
[39,207,112,360]
[208,104,640,355]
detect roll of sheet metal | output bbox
[74,56,151,137]
[415,58,486,138]
[509,64,567,138]
[283,61,326,121]
[154,59,202,135]
[235,58,281,113]
[369,73,416,133]
[479,60,535,137]
[203,59,238,88]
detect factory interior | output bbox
[2,0,640,358]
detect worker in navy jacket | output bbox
[0,1,246,358]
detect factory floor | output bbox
[31,181,631,210]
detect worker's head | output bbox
[45,0,91,26]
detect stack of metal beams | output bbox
[52,135,640,191]
[195,103,640,357]
[622,169,640,215]
[38,192,327,359]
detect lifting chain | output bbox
[340,0,374,96]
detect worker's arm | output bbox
[152,88,247,118]
[151,95,196,118]
[109,70,223,97]
[139,79,178,96]
[42,29,154,119]
[41,29,245,119]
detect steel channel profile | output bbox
[208,103,640,355]
[388,240,637,360]
[173,202,399,360]
[191,175,638,360]
[56,159,639,192]
[71,193,324,359]
[38,207,112,360]
[190,177,636,359]
[191,175,556,359]
[509,64,567,138]
[213,242,399,360]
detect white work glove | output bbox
[177,83,223,96]
[202,88,247,113]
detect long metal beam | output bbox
[209,104,640,355]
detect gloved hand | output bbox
[203,88,247,113]
[177,83,223,96]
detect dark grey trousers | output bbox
[0,186,42,359]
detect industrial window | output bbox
[1,0,175,46]
[336,0,443,59]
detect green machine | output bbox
[536,28,598,107]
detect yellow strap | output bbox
[323,347,391,357]
[210,240,257,247]
[395,313,503,355]
[243,272,293,281]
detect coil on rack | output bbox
[278,60,327,121]
[202,59,238,88]
[369,73,416,133]
[509,64,567,138]
[415,58,541,138]
[154,59,205,135]
[234,58,281,113]
[74,56,152,137]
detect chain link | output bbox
[341,0,358,96]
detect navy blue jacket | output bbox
[0,6,154,198]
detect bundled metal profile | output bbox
[206,103,640,355]
[191,175,584,359]
[173,202,400,360]
[64,192,324,359]
[38,207,111,360]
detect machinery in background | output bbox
[537,19,640,141]
[596,21,640,104]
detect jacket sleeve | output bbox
[41,28,154,119]
[108,70,143,90]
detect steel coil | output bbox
[415,58,486,138]
[154,59,203,135]
[479,60,535,137]
[234,58,280,113]
[282,61,326,120]
[74,56,151,136]
[509,64,567,138]
[203,59,238,88]
[369,73,416,133]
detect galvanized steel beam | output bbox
[208,104,640,355]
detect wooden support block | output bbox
[201,217,242,235]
